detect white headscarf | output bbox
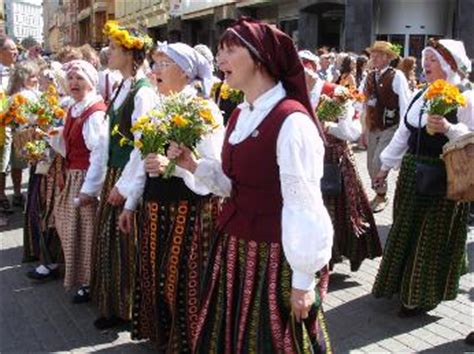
[155,41,213,98]
[422,39,471,85]
[62,59,99,90]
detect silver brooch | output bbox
[251,130,259,138]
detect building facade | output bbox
[0,0,5,36]
[147,0,473,59]
[77,0,115,48]
[5,0,43,44]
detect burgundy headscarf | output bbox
[226,17,326,142]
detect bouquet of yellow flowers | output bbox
[160,93,219,178]
[0,94,29,128]
[27,84,66,129]
[211,82,244,104]
[22,139,48,163]
[424,79,466,134]
[317,86,353,122]
[116,93,219,178]
[112,111,169,156]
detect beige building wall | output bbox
[115,0,169,29]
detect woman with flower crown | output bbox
[167,18,333,353]
[116,41,224,352]
[372,39,473,317]
[90,22,158,329]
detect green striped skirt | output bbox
[194,235,332,354]
[91,167,136,320]
[372,154,468,310]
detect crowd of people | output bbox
[0,15,473,353]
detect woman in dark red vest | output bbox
[47,60,108,302]
[167,18,334,353]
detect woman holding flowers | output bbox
[372,39,473,316]
[4,60,42,261]
[39,60,108,303]
[168,18,333,353]
[299,51,382,274]
[116,41,224,352]
[91,22,157,329]
[4,60,40,218]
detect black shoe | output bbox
[0,198,13,214]
[465,332,474,345]
[94,316,128,330]
[26,267,59,281]
[12,194,25,208]
[398,305,426,318]
[72,286,91,304]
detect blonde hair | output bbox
[8,60,39,95]
[55,46,83,64]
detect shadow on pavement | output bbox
[326,294,442,353]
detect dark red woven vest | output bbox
[218,98,309,243]
[63,101,107,170]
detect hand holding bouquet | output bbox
[317,86,353,123]
[424,79,466,135]
[161,93,219,178]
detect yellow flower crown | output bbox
[103,21,153,51]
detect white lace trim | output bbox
[280,173,319,210]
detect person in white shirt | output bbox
[33,60,108,304]
[299,50,382,277]
[166,18,333,353]
[0,35,19,216]
[97,47,122,105]
[372,39,473,317]
[115,40,224,352]
[363,41,411,213]
[91,22,157,330]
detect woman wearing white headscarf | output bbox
[116,41,224,352]
[372,39,473,316]
[45,60,108,302]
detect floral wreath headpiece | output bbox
[103,20,153,51]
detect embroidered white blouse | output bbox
[119,85,225,211]
[193,82,333,291]
[49,92,109,196]
[111,70,159,208]
[380,88,474,171]
[309,79,360,142]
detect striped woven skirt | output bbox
[372,154,468,310]
[131,196,220,353]
[323,138,382,271]
[54,169,97,290]
[194,235,332,354]
[23,158,63,265]
[91,167,136,321]
[23,167,43,262]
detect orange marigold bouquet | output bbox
[27,84,66,130]
[0,94,29,128]
[424,79,466,134]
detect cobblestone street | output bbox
[1,150,472,353]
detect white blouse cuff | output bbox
[445,122,470,141]
[292,271,317,291]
